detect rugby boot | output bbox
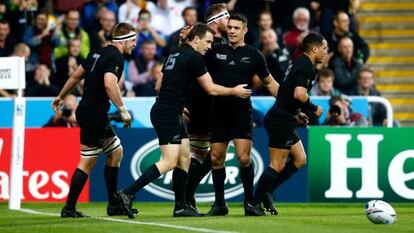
[107,203,139,216]
[244,202,266,216]
[115,190,136,219]
[262,192,278,215]
[206,202,229,216]
[173,205,205,217]
[61,207,89,218]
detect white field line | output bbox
[18,208,239,233]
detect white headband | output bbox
[207,10,230,24]
[112,32,136,42]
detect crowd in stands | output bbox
[0,0,390,126]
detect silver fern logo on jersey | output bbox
[130,139,264,202]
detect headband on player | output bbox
[207,10,230,24]
[112,32,136,42]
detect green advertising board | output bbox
[308,127,414,202]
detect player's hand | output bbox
[295,112,309,125]
[179,25,193,44]
[234,84,252,98]
[52,96,63,113]
[314,105,323,117]
[119,105,132,128]
[182,107,190,124]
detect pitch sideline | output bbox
[18,208,239,233]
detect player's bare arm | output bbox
[197,72,252,98]
[52,65,85,112]
[104,72,131,128]
[294,86,323,117]
[260,75,279,98]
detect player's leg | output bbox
[233,139,253,203]
[206,141,230,216]
[172,138,203,217]
[186,134,210,211]
[61,145,100,218]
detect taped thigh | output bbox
[103,136,121,155]
[81,147,103,158]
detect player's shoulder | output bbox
[293,55,313,70]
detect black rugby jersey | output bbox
[78,45,124,112]
[275,54,318,115]
[208,44,270,104]
[156,44,207,113]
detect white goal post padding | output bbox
[0,57,26,210]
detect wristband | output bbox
[303,97,318,112]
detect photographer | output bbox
[324,95,369,126]
[44,94,78,127]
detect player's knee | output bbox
[294,156,307,168]
[106,145,123,166]
[269,161,286,173]
[210,152,225,167]
[237,155,251,167]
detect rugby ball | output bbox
[364,200,397,224]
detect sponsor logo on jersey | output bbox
[216,53,227,60]
[240,57,250,63]
[130,139,264,202]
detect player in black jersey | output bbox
[115,24,252,218]
[52,23,137,218]
[205,13,279,216]
[252,33,326,215]
[183,3,230,213]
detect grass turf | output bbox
[0,202,413,233]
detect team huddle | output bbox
[52,4,327,218]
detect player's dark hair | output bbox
[112,23,135,38]
[229,13,248,26]
[187,23,215,41]
[205,3,227,22]
[303,33,324,52]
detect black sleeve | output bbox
[296,65,312,88]
[104,54,123,77]
[190,53,208,79]
[254,49,270,79]
[81,53,92,72]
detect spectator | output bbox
[258,28,289,84]
[54,10,90,60]
[310,68,341,96]
[118,0,141,28]
[81,0,118,34]
[0,42,30,97]
[25,64,60,96]
[54,38,85,96]
[327,11,369,63]
[257,11,284,49]
[90,9,116,51]
[350,67,388,126]
[128,40,161,96]
[133,9,166,57]
[283,7,317,60]
[165,6,198,55]
[44,94,78,127]
[23,10,60,70]
[6,0,37,42]
[150,0,194,36]
[324,94,369,126]
[330,36,362,94]
[0,19,17,57]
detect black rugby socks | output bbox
[104,166,119,206]
[172,167,188,210]
[65,168,89,210]
[123,164,161,195]
[212,168,226,205]
[240,164,254,203]
[252,167,278,206]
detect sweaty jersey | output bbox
[78,45,124,113]
[156,44,207,113]
[275,54,318,115]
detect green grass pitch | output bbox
[0,202,413,233]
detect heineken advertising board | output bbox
[308,127,414,202]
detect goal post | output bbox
[0,57,26,210]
